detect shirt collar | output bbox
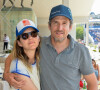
[45,35,52,47]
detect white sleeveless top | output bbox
[10,59,40,90]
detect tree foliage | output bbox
[76,26,84,40]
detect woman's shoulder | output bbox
[94,64,99,70]
[11,58,24,66]
[10,58,30,77]
[97,64,99,68]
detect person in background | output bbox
[6,19,40,90]
[3,5,98,90]
[3,34,10,51]
[92,59,100,81]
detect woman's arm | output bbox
[97,64,100,81]
[3,54,25,88]
[4,54,12,74]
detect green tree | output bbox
[76,26,84,40]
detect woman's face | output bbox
[92,60,95,66]
[17,27,40,51]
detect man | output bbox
[3,34,10,51]
[3,5,98,90]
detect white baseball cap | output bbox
[16,19,39,37]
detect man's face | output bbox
[49,16,72,42]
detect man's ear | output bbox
[17,40,22,47]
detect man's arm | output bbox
[84,73,98,90]
[15,74,38,90]
[3,54,25,89]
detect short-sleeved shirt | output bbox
[3,36,10,42]
[10,59,40,90]
[40,35,94,90]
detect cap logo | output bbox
[22,20,30,26]
[51,10,60,15]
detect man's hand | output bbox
[3,73,25,89]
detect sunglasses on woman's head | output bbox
[20,31,38,40]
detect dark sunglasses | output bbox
[20,31,38,40]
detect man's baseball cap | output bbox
[16,19,39,37]
[49,4,73,21]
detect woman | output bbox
[92,59,99,81]
[10,19,40,90]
